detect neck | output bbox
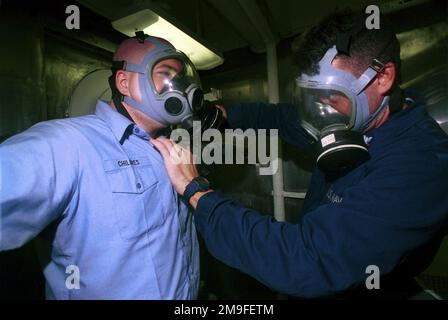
[364,105,391,132]
[110,101,165,137]
[373,105,391,129]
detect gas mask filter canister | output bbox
[294,45,392,175]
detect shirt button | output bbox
[134,128,140,134]
[136,183,142,189]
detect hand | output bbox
[216,104,227,120]
[151,137,199,195]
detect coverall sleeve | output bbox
[225,102,313,150]
[194,153,448,298]
[0,122,79,251]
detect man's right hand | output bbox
[216,104,227,120]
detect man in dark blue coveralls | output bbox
[152,11,448,299]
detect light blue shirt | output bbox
[0,100,199,299]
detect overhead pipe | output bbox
[236,0,278,45]
[266,42,286,222]
[237,0,285,222]
[207,0,296,222]
[206,0,266,52]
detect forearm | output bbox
[189,190,213,209]
[225,102,313,150]
[192,191,318,296]
[225,102,284,131]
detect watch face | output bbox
[195,176,210,189]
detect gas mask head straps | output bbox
[109,32,203,128]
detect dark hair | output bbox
[292,10,401,84]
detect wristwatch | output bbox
[181,176,211,206]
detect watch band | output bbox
[181,176,211,206]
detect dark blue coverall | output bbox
[194,91,448,298]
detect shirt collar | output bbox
[367,91,427,144]
[95,100,134,144]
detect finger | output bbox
[151,138,171,160]
[169,144,184,165]
[155,136,175,149]
[158,137,193,165]
[175,144,194,165]
[158,138,185,164]
[159,136,179,147]
[163,136,188,151]
[216,104,227,120]
[161,135,191,154]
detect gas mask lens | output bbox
[150,56,201,96]
[294,86,353,138]
[294,84,369,176]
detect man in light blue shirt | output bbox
[0,34,200,299]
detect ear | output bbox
[375,62,396,95]
[115,70,130,97]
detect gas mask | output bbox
[109,33,223,133]
[294,44,399,175]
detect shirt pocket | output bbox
[104,157,166,241]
